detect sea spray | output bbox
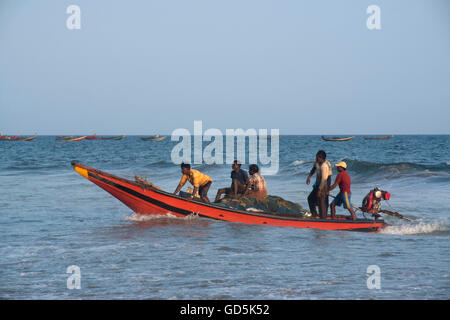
[380,220,450,235]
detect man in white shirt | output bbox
[306,150,332,219]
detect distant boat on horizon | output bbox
[140,135,167,141]
[364,135,394,140]
[0,135,37,141]
[321,136,354,142]
[17,135,38,141]
[86,134,126,140]
[56,136,87,142]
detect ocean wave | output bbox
[144,160,174,168]
[292,160,310,166]
[380,220,450,235]
[340,159,449,180]
[4,164,64,171]
[286,158,450,182]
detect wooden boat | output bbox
[364,135,394,140]
[56,135,87,142]
[17,135,38,141]
[87,134,126,140]
[321,136,354,142]
[102,135,126,140]
[71,162,387,232]
[140,135,167,141]
[56,135,74,140]
[0,135,20,140]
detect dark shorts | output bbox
[332,192,351,209]
[199,181,212,198]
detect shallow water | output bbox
[0,135,449,299]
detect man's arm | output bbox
[243,170,249,186]
[173,183,183,195]
[318,165,328,195]
[328,174,341,193]
[191,186,199,198]
[306,165,316,185]
[173,175,187,194]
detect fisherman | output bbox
[328,161,357,220]
[214,160,249,202]
[306,150,332,219]
[173,163,212,203]
[245,164,267,199]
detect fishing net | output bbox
[217,195,307,215]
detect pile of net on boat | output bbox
[216,195,308,215]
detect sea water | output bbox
[0,135,449,299]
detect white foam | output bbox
[380,220,450,235]
[292,160,307,166]
[124,212,180,222]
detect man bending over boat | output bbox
[173,163,213,203]
[214,160,249,202]
[328,161,357,220]
[306,150,332,219]
[244,164,267,199]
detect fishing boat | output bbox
[321,136,354,142]
[71,162,387,232]
[86,134,126,140]
[56,135,74,140]
[56,136,87,142]
[364,135,394,140]
[0,135,20,140]
[102,135,126,140]
[17,135,38,141]
[140,135,167,141]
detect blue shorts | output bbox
[332,192,352,209]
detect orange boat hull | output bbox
[71,162,387,232]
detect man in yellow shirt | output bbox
[173,163,213,203]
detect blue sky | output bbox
[1,0,449,135]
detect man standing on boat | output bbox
[214,160,249,202]
[328,161,357,220]
[245,164,267,199]
[306,150,332,219]
[173,163,213,203]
